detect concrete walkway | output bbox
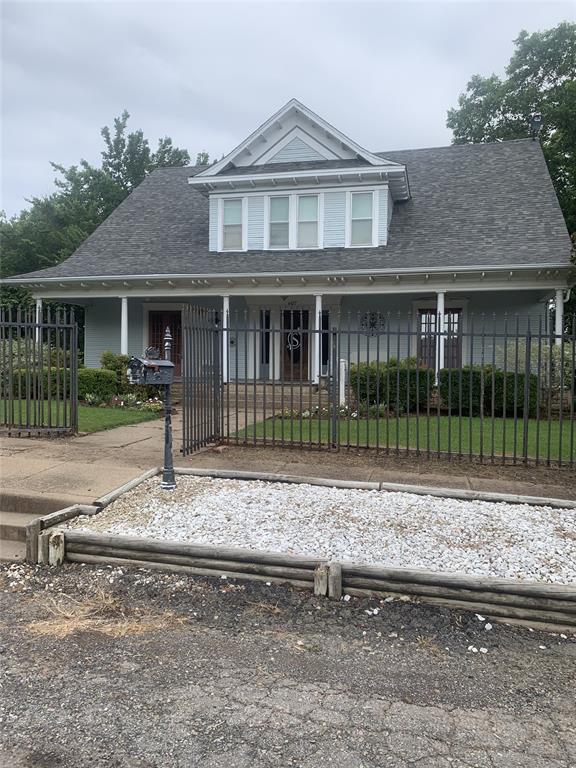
[2,414,575,503]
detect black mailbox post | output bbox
[127,328,176,490]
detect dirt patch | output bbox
[190,444,576,495]
[26,587,185,638]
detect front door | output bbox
[148,310,182,375]
[281,310,309,381]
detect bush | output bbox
[349,359,432,414]
[438,367,538,417]
[2,367,71,399]
[100,350,131,393]
[100,350,161,399]
[78,368,117,402]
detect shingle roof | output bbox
[10,139,572,281]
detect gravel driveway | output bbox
[68,475,576,583]
[1,562,574,767]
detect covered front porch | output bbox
[76,288,561,385]
[28,265,569,384]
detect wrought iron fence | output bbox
[210,310,575,467]
[182,306,221,454]
[0,306,78,436]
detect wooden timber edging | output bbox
[38,528,576,629]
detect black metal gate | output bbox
[0,306,78,436]
[181,306,222,455]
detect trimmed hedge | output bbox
[2,368,71,399]
[78,368,117,401]
[349,359,433,414]
[438,367,538,417]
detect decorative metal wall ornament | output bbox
[360,312,387,336]
[286,331,302,351]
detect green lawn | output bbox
[1,401,161,434]
[238,415,574,462]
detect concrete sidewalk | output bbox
[2,415,575,502]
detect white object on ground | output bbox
[68,476,576,585]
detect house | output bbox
[5,99,573,383]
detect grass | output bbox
[27,588,185,638]
[1,400,161,434]
[238,415,575,462]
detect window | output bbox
[297,195,318,248]
[222,199,243,250]
[350,192,374,246]
[269,196,290,248]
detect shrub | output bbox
[2,367,71,399]
[349,359,432,414]
[78,368,117,402]
[100,350,161,399]
[438,367,538,417]
[100,351,131,393]
[84,392,103,407]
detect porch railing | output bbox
[0,307,78,436]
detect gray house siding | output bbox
[268,137,325,163]
[323,192,346,247]
[247,196,265,250]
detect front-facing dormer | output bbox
[188,99,410,252]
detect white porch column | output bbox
[120,296,128,355]
[554,288,564,346]
[436,290,445,380]
[35,297,42,345]
[313,293,322,384]
[222,295,230,383]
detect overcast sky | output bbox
[1,0,573,217]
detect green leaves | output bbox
[0,111,191,290]
[447,22,576,237]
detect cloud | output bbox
[1,0,572,215]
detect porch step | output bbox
[0,539,26,563]
[0,511,41,543]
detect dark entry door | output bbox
[149,310,182,375]
[281,310,309,381]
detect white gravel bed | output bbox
[68,476,576,584]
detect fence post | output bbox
[522,327,531,464]
[330,328,339,448]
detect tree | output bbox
[447,22,576,236]
[447,22,576,329]
[195,151,210,165]
[1,112,192,297]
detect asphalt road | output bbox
[1,563,574,767]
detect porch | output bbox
[75,287,560,383]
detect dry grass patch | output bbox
[26,587,186,638]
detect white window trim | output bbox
[345,190,378,248]
[219,197,247,252]
[263,192,324,251]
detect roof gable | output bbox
[196,98,399,177]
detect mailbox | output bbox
[127,356,175,386]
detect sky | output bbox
[1,0,573,217]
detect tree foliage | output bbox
[1,112,191,296]
[447,22,576,237]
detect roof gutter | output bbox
[3,263,573,286]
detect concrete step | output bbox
[0,511,41,542]
[0,539,26,562]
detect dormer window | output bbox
[222,198,243,250]
[297,195,319,248]
[349,191,374,247]
[269,196,290,248]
